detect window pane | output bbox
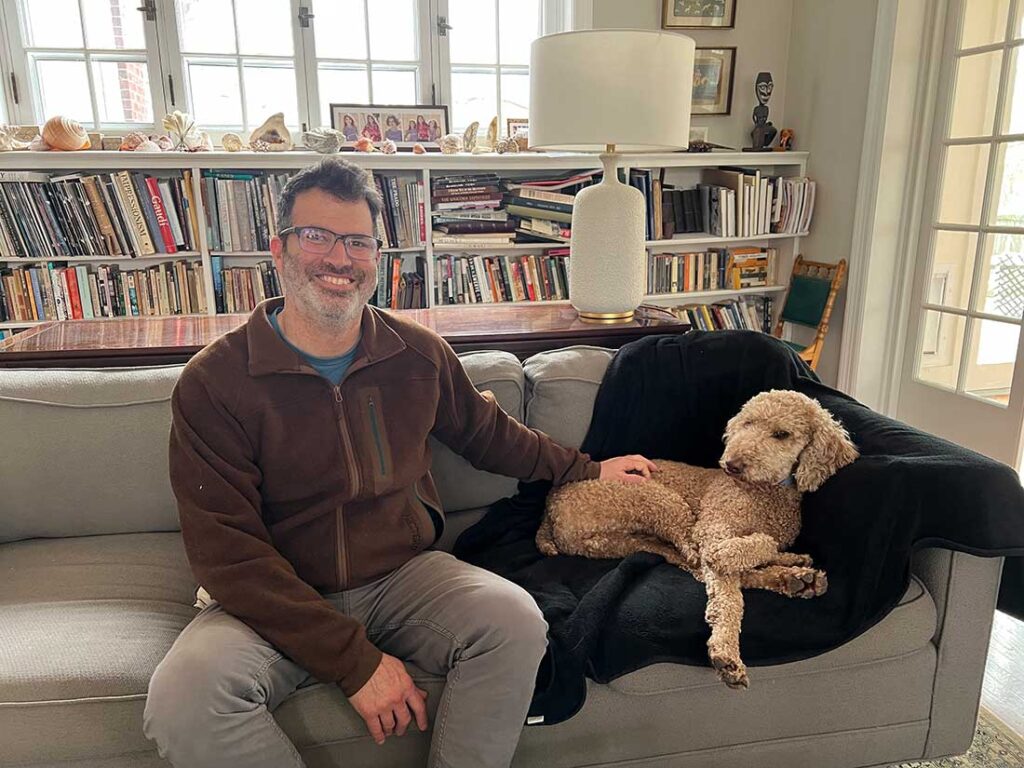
[450,70,497,134]
[1004,46,1024,133]
[498,0,539,66]
[500,70,529,125]
[243,65,298,128]
[371,69,416,105]
[917,310,967,391]
[319,66,369,128]
[991,142,1024,225]
[949,50,1001,139]
[236,0,292,56]
[449,0,497,65]
[978,233,1024,319]
[81,0,146,49]
[938,144,990,226]
[962,0,1009,49]
[22,0,83,47]
[187,61,242,125]
[177,0,236,54]
[928,230,978,310]
[93,60,152,123]
[368,0,416,61]
[312,0,366,59]
[965,318,1018,403]
[35,59,93,123]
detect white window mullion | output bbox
[294,0,318,130]
[3,2,37,125]
[361,0,374,101]
[148,0,179,115]
[0,2,18,122]
[416,0,435,103]
[431,0,452,110]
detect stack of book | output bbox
[504,171,597,243]
[648,247,778,295]
[209,256,280,313]
[700,168,815,238]
[434,249,569,304]
[372,254,427,310]
[201,170,289,252]
[431,174,512,248]
[671,295,774,334]
[373,173,425,249]
[0,170,200,258]
[0,259,207,321]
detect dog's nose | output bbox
[724,460,745,476]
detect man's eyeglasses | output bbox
[279,226,383,260]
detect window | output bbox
[0,0,578,134]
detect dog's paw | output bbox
[709,651,749,689]
[773,552,814,568]
[783,567,828,598]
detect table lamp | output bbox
[530,30,695,322]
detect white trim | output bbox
[0,1,16,122]
[572,0,594,31]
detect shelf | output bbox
[644,285,788,303]
[0,252,202,264]
[432,299,572,308]
[0,320,48,329]
[2,313,210,329]
[646,232,808,249]
[432,243,566,251]
[210,247,425,257]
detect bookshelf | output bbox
[0,150,809,340]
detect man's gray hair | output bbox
[277,158,383,231]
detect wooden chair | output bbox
[772,255,847,371]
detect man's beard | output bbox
[279,252,377,332]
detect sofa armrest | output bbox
[911,548,1003,759]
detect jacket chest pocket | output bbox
[360,385,393,493]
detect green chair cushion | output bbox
[781,274,832,328]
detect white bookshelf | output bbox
[0,149,809,335]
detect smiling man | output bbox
[143,158,655,768]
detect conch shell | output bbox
[0,125,29,151]
[41,116,89,151]
[249,112,293,151]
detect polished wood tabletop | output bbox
[0,302,689,367]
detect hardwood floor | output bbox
[981,610,1024,737]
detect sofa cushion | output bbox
[523,346,614,449]
[0,366,184,543]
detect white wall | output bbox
[591,0,794,150]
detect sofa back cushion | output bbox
[523,346,614,449]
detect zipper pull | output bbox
[333,385,342,403]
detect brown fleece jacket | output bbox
[168,297,600,696]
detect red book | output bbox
[417,179,426,243]
[520,256,537,301]
[63,268,84,320]
[390,258,401,310]
[144,177,178,254]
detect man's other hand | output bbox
[599,455,658,484]
[348,654,429,745]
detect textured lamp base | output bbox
[577,310,635,324]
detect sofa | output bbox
[0,344,1004,768]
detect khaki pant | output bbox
[143,550,548,768]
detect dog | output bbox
[538,390,858,688]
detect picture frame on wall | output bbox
[330,103,450,150]
[691,47,736,115]
[662,0,736,29]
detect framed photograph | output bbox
[691,47,736,115]
[330,103,449,151]
[662,0,736,29]
[506,117,529,138]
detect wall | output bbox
[591,0,794,150]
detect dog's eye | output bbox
[772,430,791,440]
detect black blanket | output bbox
[453,331,1024,725]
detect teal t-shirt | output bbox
[268,306,359,385]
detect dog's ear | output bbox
[794,401,858,492]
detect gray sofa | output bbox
[0,345,1004,768]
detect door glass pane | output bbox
[965,318,1019,403]
[371,69,417,105]
[498,0,539,66]
[35,59,93,123]
[449,0,497,65]
[977,233,1024,319]
[236,0,292,56]
[500,71,529,123]
[187,61,242,125]
[319,67,369,127]
[368,0,416,61]
[1004,47,1024,133]
[938,144,990,225]
[22,0,83,47]
[177,0,236,54]
[242,65,298,127]
[929,230,978,309]
[917,310,967,390]
[950,51,1002,138]
[81,0,146,49]
[451,70,497,134]
[962,0,1010,49]
[93,60,152,123]
[990,142,1024,225]
[312,0,366,59]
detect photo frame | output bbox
[662,0,736,29]
[330,103,449,151]
[691,47,736,116]
[506,117,529,138]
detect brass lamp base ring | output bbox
[576,309,635,324]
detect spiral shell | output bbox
[354,136,375,152]
[495,137,520,154]
[412,143,426,154]
[381,138,397,155]
[42,116,89,151]
[221,132,245,152]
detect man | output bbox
[143,158,656,768]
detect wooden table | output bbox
[0,303,689,368]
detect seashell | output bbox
[42,116,89,151]
[221,132,245,151]
[439,133,463,154]
[153,134,174,151]
[249,112,293,151]
[28,135,48,151]
[0,125,29,151]
[135,139,162,152]
[381,138,397,155]
[120,131,147,151]
[462,121,479,153]
[302,127,343,154]
[250,139,271,152]
[161,110,197,148]
[495,136,520,154]
[412,143,426,154]
[13,125,40,142]
[354,136,375,152]
[486,116,498,149]
[188,131,213,151]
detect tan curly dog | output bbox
[538,389,859,689]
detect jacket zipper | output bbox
[333,383,360,589]
[368,395,387,477]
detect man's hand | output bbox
[599,455,658,484]
[348,653,429,745]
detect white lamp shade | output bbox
[530,30,695,152]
